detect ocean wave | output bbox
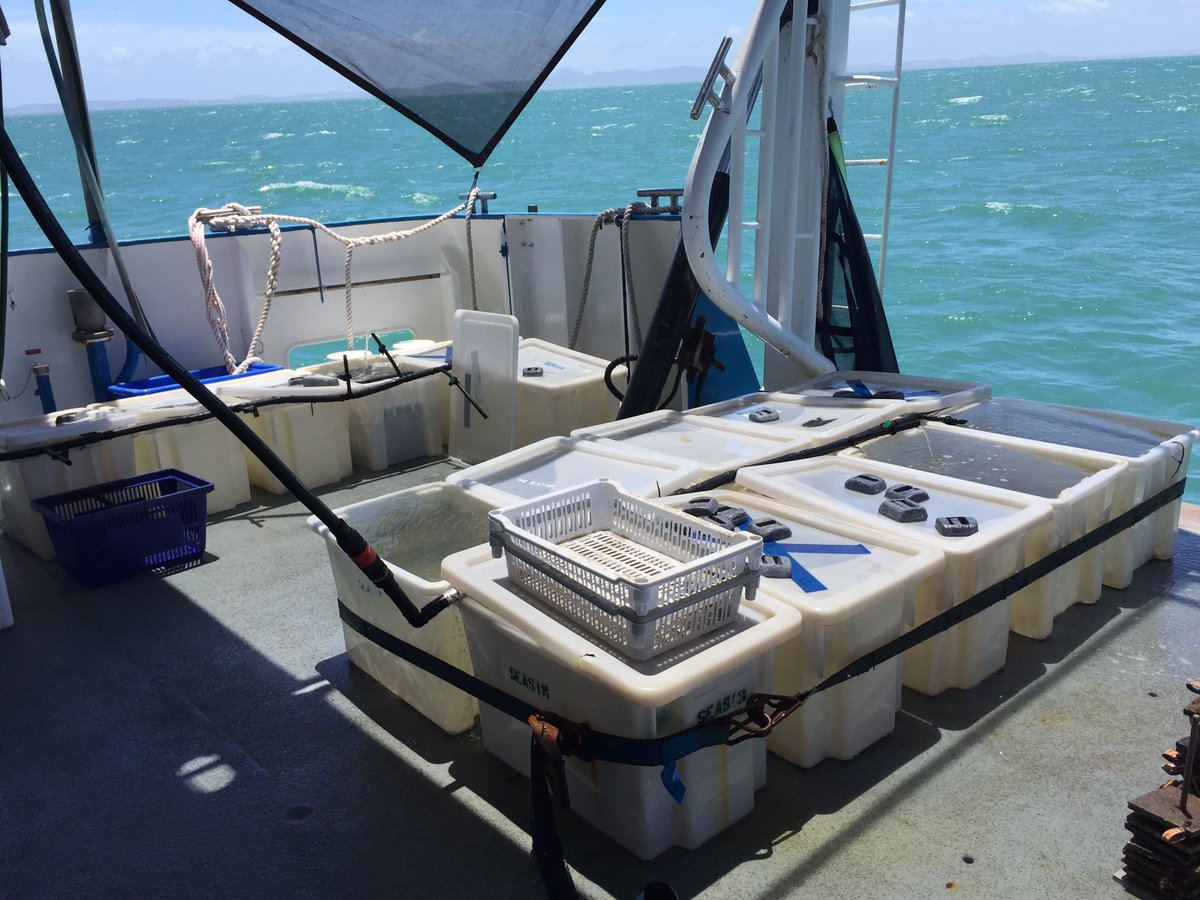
[261,132,294,140]
[948,95,982,105]
[410,192,440,206]
[257,180,375,198]
[305,130,337,136]
[976,114,1009,122]
[115,138,140,146]
[985,201,1013,214]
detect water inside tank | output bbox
[958,398,1170,457]
[353,488,491,582]
[857,426,1099,498]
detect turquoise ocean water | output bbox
[7,55,1199,498]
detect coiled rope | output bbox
[189,187,481,374]
[568,201,681,353]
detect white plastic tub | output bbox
[305,481,492,734]
[298,357,442,471]
[92,391,252,514]
[0,407,139,559]
[789,371,991,414]
[515,338,624,446]
[738,457,1054,695]
[845,421,1127,638]
[446,435,703,508]
[658,490,944,768]
[685,392,907,444]
[572,410,806,481]
[441,544,803,860]
[949,398,1198,588]
[394,339,452,446]
[215,371,353,494]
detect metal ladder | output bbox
[832,0,907,294]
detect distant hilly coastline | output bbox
[10,49,1198,114]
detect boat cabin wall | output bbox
[0,214,686,420]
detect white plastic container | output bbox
[949,398,1198,588]
[446,435,703,508]
[394,339,452,446]
[91,391,252,514]
[685,392,907,443]
[441,544,804,860]
[488,479,762,660]
[305,481,492,734]
[215,372,353,494]
[789,370,991,414]
[738,457,1054,695]
[658,490,944,768]
[0,407,139,559]
[515,338,624,446]
[845,421,1127,638]
[298,357,442,471]
[573,410,806,481]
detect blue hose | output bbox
[86,341,113,402]
[114,338,140,385]
[33,366,56,414]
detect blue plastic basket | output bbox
[31,469,215,588]
[108,362,282,397]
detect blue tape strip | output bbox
[846,378,874,398]
[660,761,686,804]
[774,542,870,555]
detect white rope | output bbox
[568,202,681,352]
[463,186,481,311]
[188,195,474,373]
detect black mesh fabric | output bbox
[229,0,606,167]
[816,117,899,373]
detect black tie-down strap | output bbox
[337,477,1187,897]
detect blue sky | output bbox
[3,0,1198,107]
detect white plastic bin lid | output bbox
[737,456,1053,558]
[442,544,803,705]
[517,338,609,389]
[685,392,907,441]
[789,370,991,413]
[0,406,140,450]
[849,421,1127,501]
[446,436,703,507]
[572,410,804,475]
[394,340,452,368]
[953,397,1199,462]
[658,490,944,626]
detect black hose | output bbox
[603,354,636,401]
[0,124,448,629]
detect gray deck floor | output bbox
[1,457,1197,899]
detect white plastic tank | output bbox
[948,398,1198,587]
[214,370,353,494]
[0,406,139,559]
[299,354,441,471]
[685,391,907,443]
[845,421,1128,638]
[445,435,703,508]
[442,544,803,860]
[789,370,991,414]
[306,481,491,734]
[658,490,944,768]
[91,391,252,514]
[738,457,1054,695]
[573,410,806,481]
[393,339,452,446]
[515,338,625,446]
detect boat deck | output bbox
[1,457,1197,899]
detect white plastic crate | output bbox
[446,435,703,508]
[441,544,804,860]
[738,457,1054,696]
[214,372,352,494]
[572,409,807,480]
[950,398,1198,588]
[488,479,762,660]
[515,338,625,446]
[0,407,139,559]
[91,391,252,514]
[789,370,991,414]
[658,490,944,768]
[298,356,442,470]
[685,392,907,443]
[305,481,492,734]
[845,421,1128,639]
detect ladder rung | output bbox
[845,158,889,167]
[835,74,899,89]
[851,0,900,10]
